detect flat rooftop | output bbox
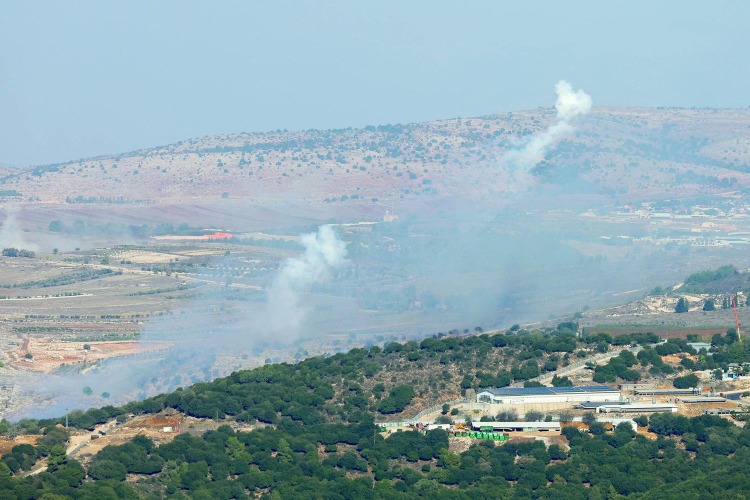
[633,388,699,395]
[480,385,619,397]
[679,397,727,403]
[599,403,677,410]
[579,401,628,408]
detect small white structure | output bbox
[425,423,452,431]
[688,342,712,353]
[476,385,621,405]
[162,426,174,433]
[727,362,750,375]
[704,409,731,415]
[597,418,639,432]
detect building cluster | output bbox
[473,385,721,416]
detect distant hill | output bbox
[3,107,750,206]
[0,164,22,180]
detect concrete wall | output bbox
[459,401,581,418]
[478,392,621,405]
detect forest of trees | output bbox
[4,402,750,497]
[2,327,750,497]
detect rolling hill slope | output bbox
[3,107,750,208]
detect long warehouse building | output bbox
[476,385,621,405]
[593,403,678,414]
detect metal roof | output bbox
[478,385,619,397]
[579,401,628,408]
[633,388,699,395]
[597,403,677,410]
[679,397,727,403]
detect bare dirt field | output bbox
[69,413,222,461]
[0,435,40,455]
[8,339,172,373]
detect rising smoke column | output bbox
[502,80,592,184]
[266,225,348,338]
[6,225,349,420]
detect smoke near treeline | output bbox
[267,225,349,338]
[7,82,750,419]
[501,80,592,191]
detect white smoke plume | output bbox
[0,206,40,252]
[266,224,348,337]
[502,80,592,178]
[554,80,592,121]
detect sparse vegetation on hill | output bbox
[681,265,739,293]
[4,108,750,205]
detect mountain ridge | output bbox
[3,107,749,207]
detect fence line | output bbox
[406,397,471,423]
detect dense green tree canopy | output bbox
[2,329,750,497]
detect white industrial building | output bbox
[476,385,621,405]
[471,418,639,432]
[633,388,700,396]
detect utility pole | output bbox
[65,408,69,429]
[733,293,742,343]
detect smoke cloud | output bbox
[502,80,592,178]
[0,206,40,252]
[554,80,592,122]
[3,224,350,420]
[267,225,348,336]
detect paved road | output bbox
[22,419,120,476]
[66,419,121,459]
[509,345,642,388]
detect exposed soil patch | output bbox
[0,435,40,455]
[9,339,171,373]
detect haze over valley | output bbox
[3,3,750,498]
[3,89,750,417]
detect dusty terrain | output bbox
[68,413,193,461]
[8,339,171,373]
[0,435,40,455]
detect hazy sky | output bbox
[1,1,748,167]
